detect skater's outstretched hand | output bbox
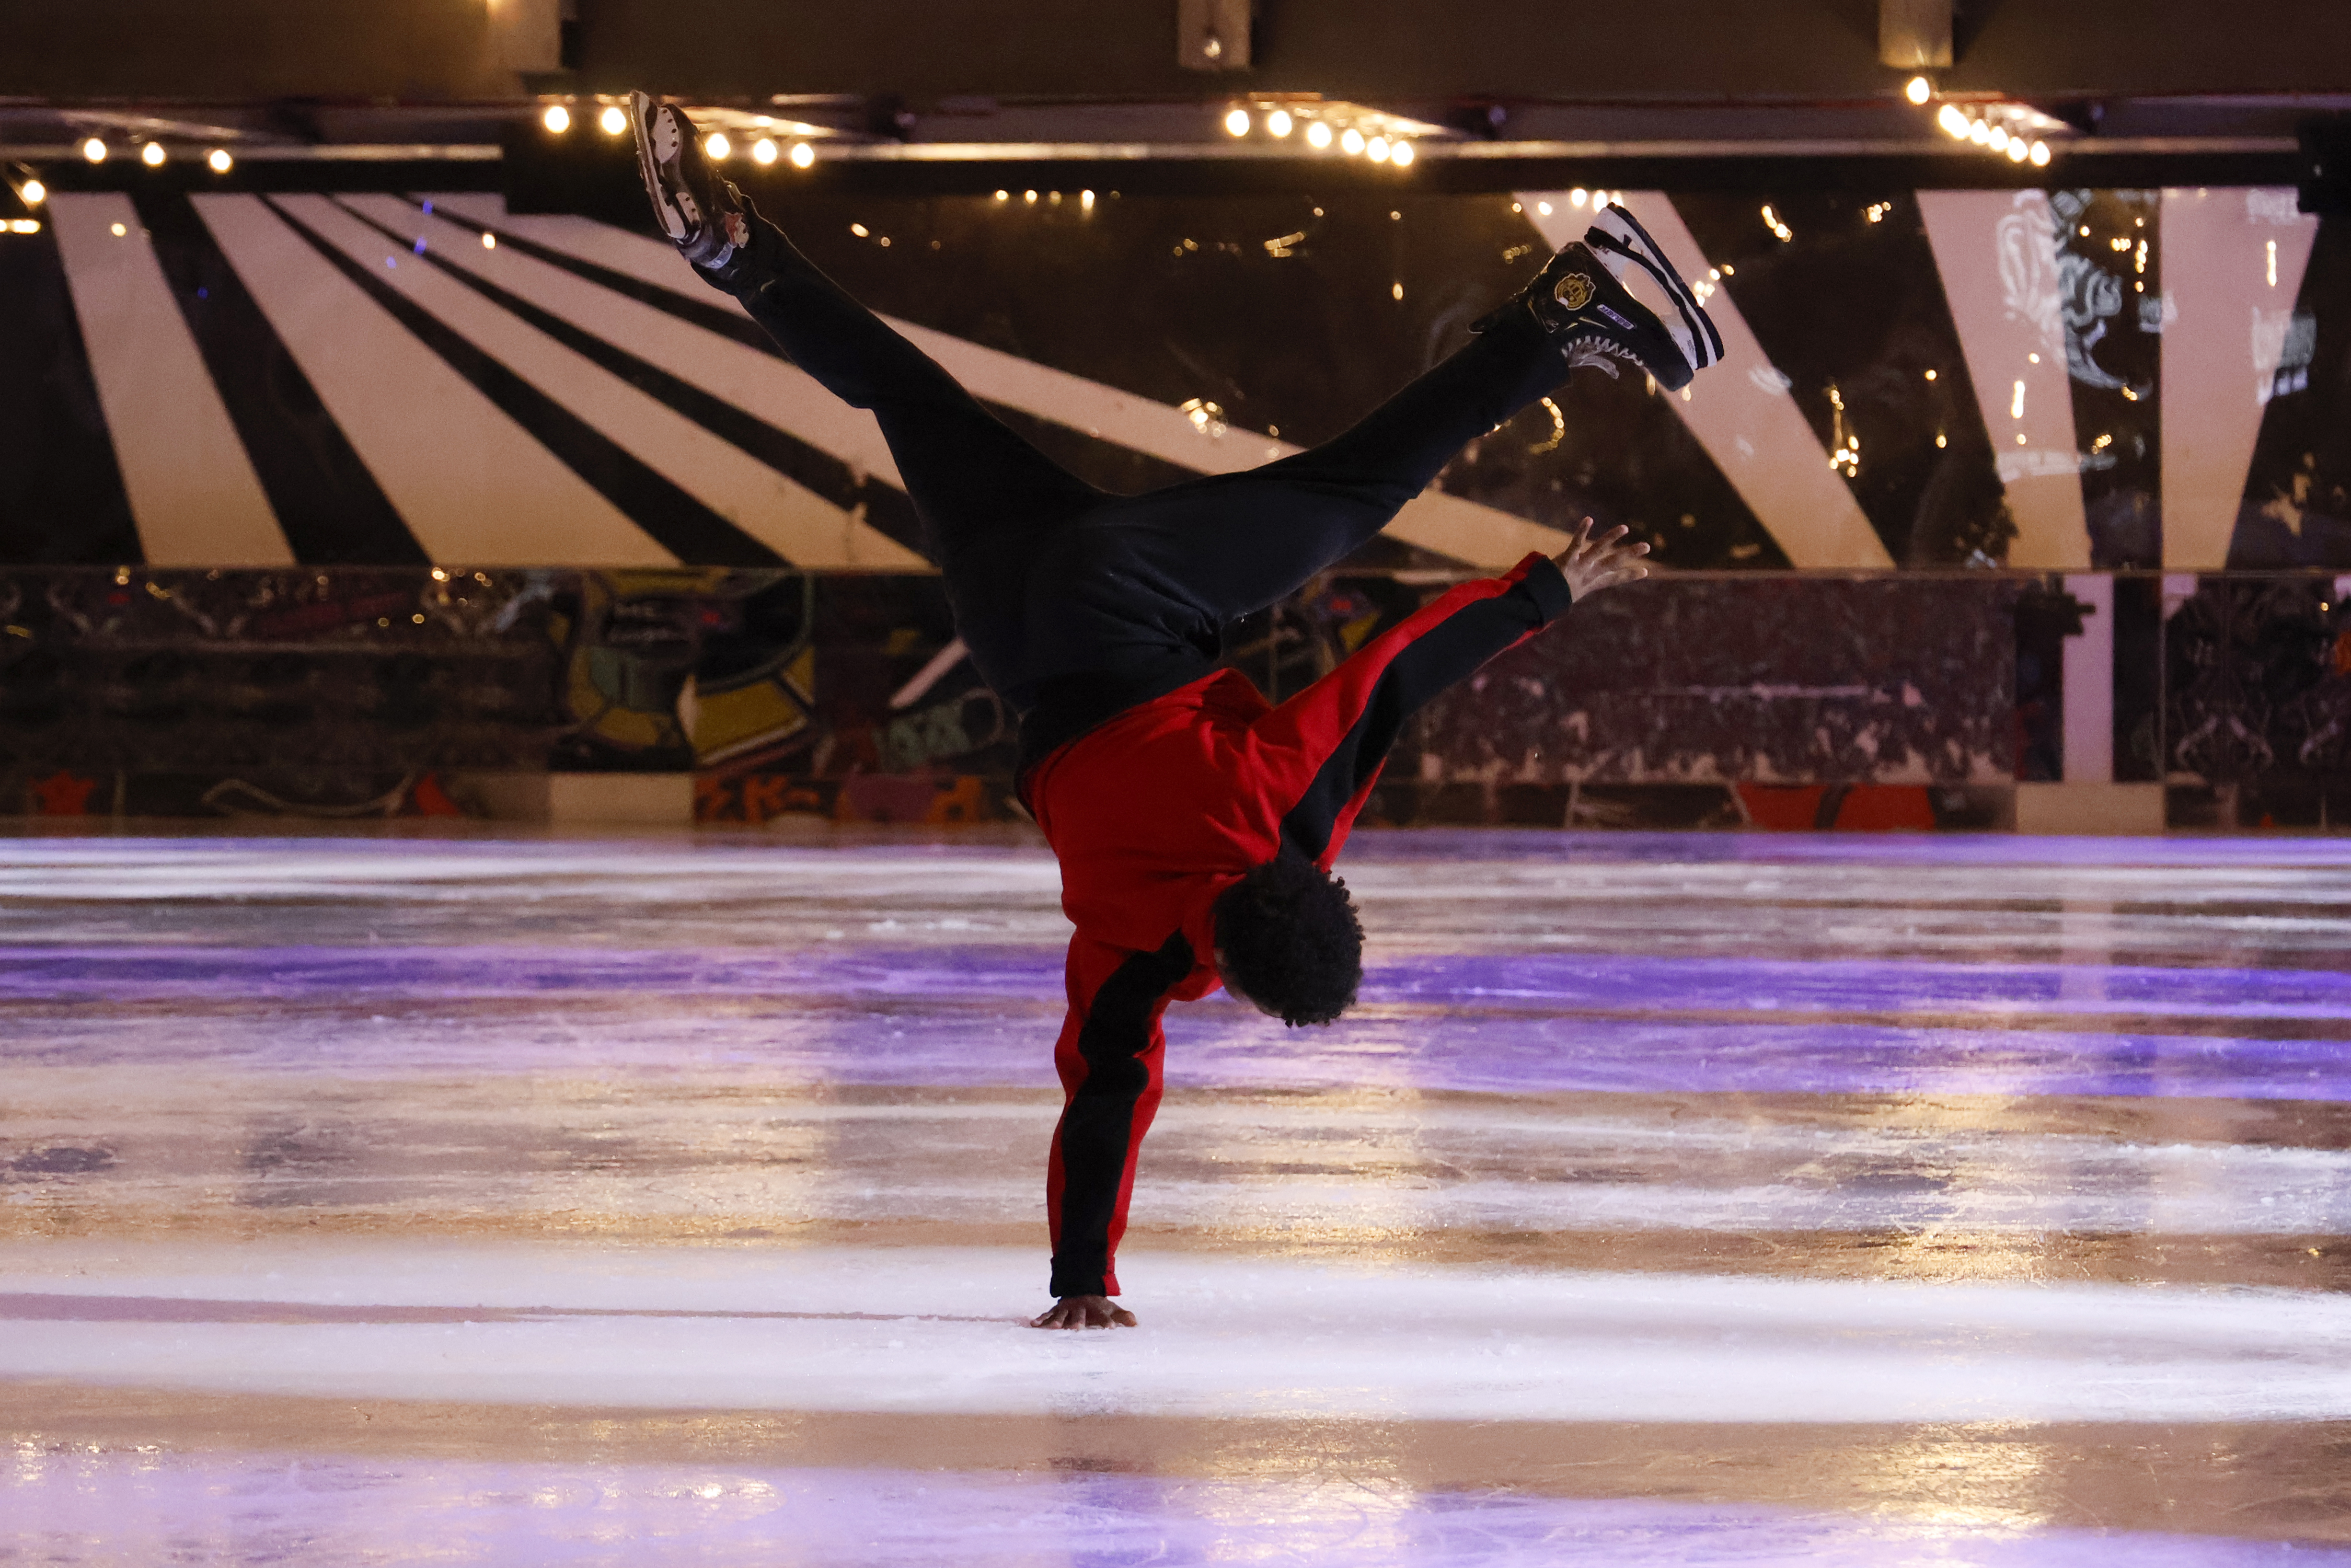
[1552,520,1650,600]
[1030,1295,1138,1330]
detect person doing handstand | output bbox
[628,95,1722,1328]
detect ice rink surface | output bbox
[2,828,2349,1563]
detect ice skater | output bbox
[629,95,1721,1329]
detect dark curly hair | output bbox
[1211,852,1364,1026]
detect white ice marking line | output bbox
[1918,190,2091,570]
[339,195,921,570]
[1521,193,1892,571]
[2159,186,2321,570]
[46,194,291,566]
[192,195,663,568]
[3,1241,2348,1423]
[424,193,1566,569]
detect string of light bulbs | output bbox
[1223,104,1418,166]
[1903,76,2056,167]
[541,101,819,170]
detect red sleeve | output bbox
[1045,928,1194,1298]
[1249,552,1574,863]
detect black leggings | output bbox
[724,205,1571,765]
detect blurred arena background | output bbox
[4,0,2351,836]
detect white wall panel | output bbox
[1918,190,2089,569]
[49,193,289,565]
[2159,186,2320,569]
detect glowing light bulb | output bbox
[1938,104,1970,138]
[1266,108,1293,138]
[1905,75,1933,105]
[1225,107,1252,137]
[599,105,627,135]
[140,141,165,167]
[481,231,496,249]
[2029,140,2051,167]
[82,138,106,163]
[790,141,814,168]
[1570,188,1587,207]
[1340,127,1365,155]
[1986,125,2009,151]
[1081,188,1095,209]
[542,104,570,134]
[204,150,230,174]
[1968,120,1990,145]
[1304,121,1332,149]
[20,178,44,203]
[1390,139,1414,168]
[704,132,730,160]
[1365,135,1391,162]
[2005,137,2029,162]
[1537,201,1552,216]
[753,138,777,164]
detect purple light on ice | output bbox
[3,944,2346,1101]
[4,1453,2346,1568]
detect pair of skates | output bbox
[624,93,1722,392]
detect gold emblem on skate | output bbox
[1554,272,1596,311]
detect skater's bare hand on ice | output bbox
[1552,519,1650,600]
[1029,1295,1138,1329]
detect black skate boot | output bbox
[1475,203,1723,391]
[629,92,751,278]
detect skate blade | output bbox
[629,92,697,242]
[1584,203,1725,374]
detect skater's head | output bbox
[1212,852,1363,1027]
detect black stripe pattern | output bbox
[260,196,784,568]
[1049,926,1195,1298]
[425,198,1230,550]
[414,199,936,556]
[137,194,425,565]
[0,223,142,565]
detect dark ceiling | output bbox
[7,1,2350,111]
[4,1,2346,198]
